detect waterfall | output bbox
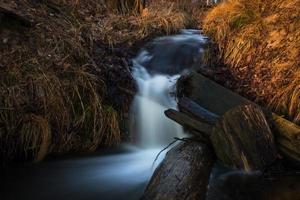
[130,61,184,148]
[130,29,208,148]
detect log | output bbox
[178,97,219,125]
[164,109,212,137]
[141,140,214,200]
[271,114,300,163]
[180,71,253,115]
[180,71,300,162]
[211,104,278,171]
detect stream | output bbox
[1,30,209,200]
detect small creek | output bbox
[1,30,209,200]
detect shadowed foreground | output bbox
[1,147,162,200]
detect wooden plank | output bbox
[178,97,219,125]
[164,109,212,136]
[187,71,253,115]
[272,113,300,158]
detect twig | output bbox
[151,137,192,169]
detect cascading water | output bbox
[130,62,184,148]
[3,30,209,200]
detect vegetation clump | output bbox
[203,0,300,124]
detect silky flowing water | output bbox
[2,30,209,200]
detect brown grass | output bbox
[203,0,300,124]
[105,0,145,14]
[94,0,192,46]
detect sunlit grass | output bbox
[203,0,300,124]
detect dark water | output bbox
[1,146,163,200]
[1,29,209,200]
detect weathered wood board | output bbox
[165,109,213,136]
[184,71,253,115]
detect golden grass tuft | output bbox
[101,106,122,146]
[203,0,300,124]
[19,114,51,162]
[0,61,111,163]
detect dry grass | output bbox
[105,0,144,14]
[203,0,300,124]
[0,1,112,165]
[167,0,214,27]
[94,1,192,46]
[0,0,194,165]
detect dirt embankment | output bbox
[203,0,300,125]
[0,0,198,165]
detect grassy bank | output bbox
[0,0,198,165]
[203,0,300,125]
